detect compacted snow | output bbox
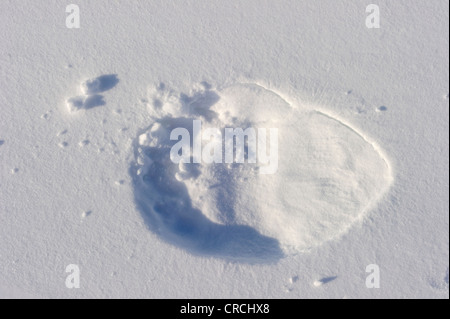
[0,1,448,298]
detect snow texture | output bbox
[0,0,448,299]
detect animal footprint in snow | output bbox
[81,74,119,95]
[132,82,393,261]
[66,74,118,113]
[66,95,106,112]
[313,276,338,287]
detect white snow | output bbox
[0,0,448,299]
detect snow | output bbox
[134,82,393,259]
[0,0,448,299]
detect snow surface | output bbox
[0,1,448,298]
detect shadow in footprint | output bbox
[180,90,220,122]
[131,87,284,263]
[131,156,283,263]
[317,276,338,285]
[84,95,106,109]
[0,140,4,146]
[96,74,119,93]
